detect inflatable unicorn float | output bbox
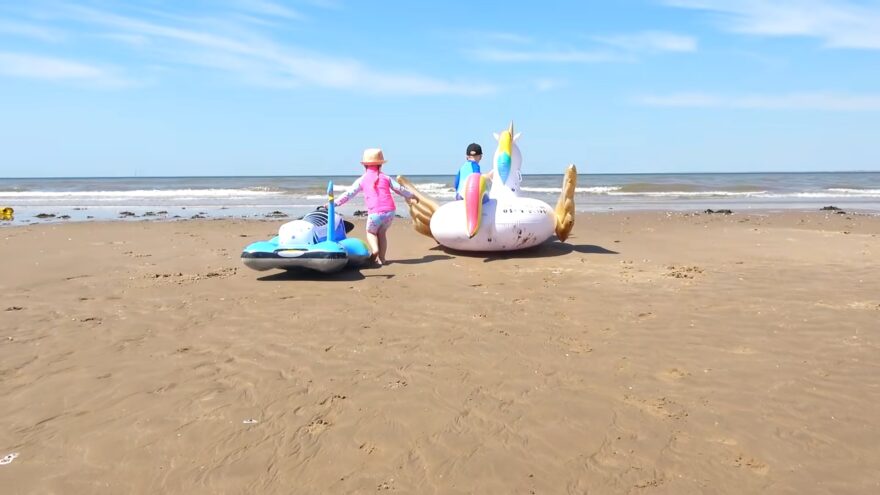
[399,122,577,251]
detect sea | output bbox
[2,172,879,225]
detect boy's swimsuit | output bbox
[454,160,481,200]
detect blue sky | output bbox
[1,0,879,177]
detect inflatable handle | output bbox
[326,181,336,243]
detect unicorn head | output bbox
[489,121,523,198]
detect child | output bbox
[454,142,494,200]
[334,148,418,265]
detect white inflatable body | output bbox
[430,197,555,251]
[429,123,561,251]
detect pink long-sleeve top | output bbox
[334,167,414,214]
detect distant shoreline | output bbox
[3,170,880,180]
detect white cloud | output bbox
[483,32,534,44]
[534,78,567,92]
[0,19,64,42]
[594,31,698,52]
[470,30,695,64]
[299,0,343,9]
[59,5,493,95]
[0,51,130,87]
[97,32,151,47]
[470,48,623,63]
[663,0,880,49]
[637,91,880,110]
[232,0,306,20]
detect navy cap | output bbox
[466,143,482,156]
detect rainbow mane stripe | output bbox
[495,130,512,185]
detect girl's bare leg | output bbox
[366,231,380,263]
[377,224,391,264]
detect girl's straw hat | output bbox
[361,148,387,165]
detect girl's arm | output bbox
[389,177,416,200]
[334,177,363,206]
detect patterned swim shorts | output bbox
[366,211,395,234]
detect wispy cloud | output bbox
[298,0,343,9]
[45,4,493,95]
[663,0,880,49]
[534,78,568,92]
[0,19,65,42]
[0,51,130,87]
[470,48,623,63]
[470,29,695,64]
[636,91,880,111]
[482,32,534,44]
[232,0,306,21]
[594,31,697,52]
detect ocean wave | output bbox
[617,182,701,193]
[521,186,621,194]
[0,188,286,198]
[825,188,880,196]
[608,190,769,198]
[412,182,452,190]
[765,190,880,198]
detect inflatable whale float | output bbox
[241,182,371,273]
[399,122,576,251]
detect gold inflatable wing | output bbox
[396,176,439,240]
[554,164,577,242]
[0,207,13,221]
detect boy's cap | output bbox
[466,143,482,156]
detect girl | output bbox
[334,148,418,265]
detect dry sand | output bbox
[1,211,879,494]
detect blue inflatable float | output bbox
[241,182,372,273]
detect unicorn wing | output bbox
[396,175,439,240]
[554,164,577,241]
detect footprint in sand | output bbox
[657,367,689,382]
[666,265,704,279]
[733,454,769,475]
[624,395,689,420]
[358,442,377,455]
[306,418,331,435]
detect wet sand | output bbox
[1,211,879,494]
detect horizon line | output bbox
[3,170,879,180]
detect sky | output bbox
[1,0,879,177]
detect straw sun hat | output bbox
[360,148,387,165]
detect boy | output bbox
[454,143,494,200]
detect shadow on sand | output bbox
[430,240,618,262]
[257,268,394,282]
[389,254,454,265]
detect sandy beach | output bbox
[1,211,879,494]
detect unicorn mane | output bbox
[489,121,523,199]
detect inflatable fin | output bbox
[396,175,439,240]
[554,164,577,242]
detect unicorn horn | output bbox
[508,121,514,135]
